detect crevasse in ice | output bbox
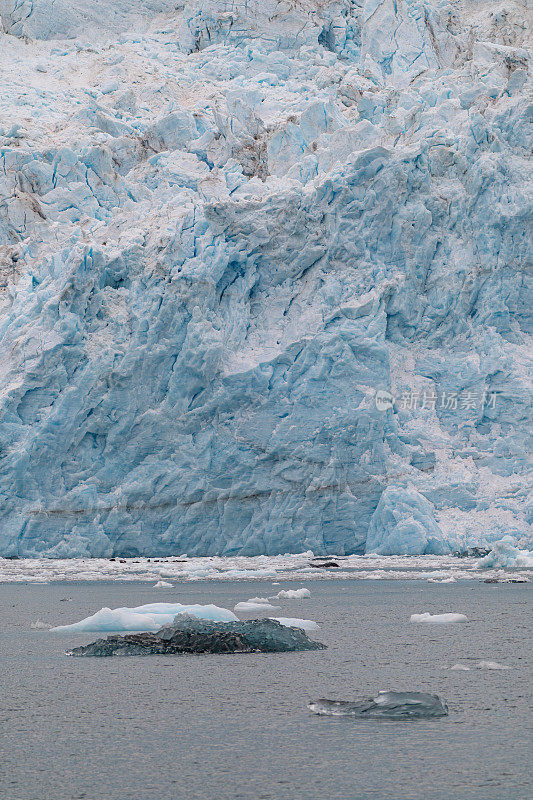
[0,1,531,557]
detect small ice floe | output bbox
[427,577,456,584]
[153,580,172,588]
[234,598,280,612]
[51,602,238,632]
[274,588,311,599]
[30,619,49,630]
[308,691,448,719]
[270,617,319,631]
[410,612,468,624]
[450,660,510,670]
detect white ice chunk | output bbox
[450,660,510,670]
[477,536,533,569]
[51,602,238,632]
[410,612,468,624]
[270,617,319,631]
[234,599,280,612]
[274,588,311,599]
[153,580,173,588]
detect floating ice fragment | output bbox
[410,612,468,624]
[308,691,448,719]
[450,660,510,670]
[274,588,311,599]
[154,580,172,588]
[31,619,49,630]
[234,599,280,612]
[427,577,456,583]
[270,617,319,631]
[51,603,238,632]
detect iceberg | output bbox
[476,660,510,670]
[234,599,280,612]
[477,536,533,569]
[0,0,531,558]
[410,612,468,624]
[68,616,326,656]
[153,580,173,588]
[51,602,238,632]
[274,588,311,599]
[308,691,448,719]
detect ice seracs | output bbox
[0,0,531,558]
[477,537,533,569]
[365,486,449,556]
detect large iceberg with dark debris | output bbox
[0,0,531,558]
[68,616,326,656]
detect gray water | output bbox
[0,579,530,800]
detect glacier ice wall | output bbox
[0,0,531,557]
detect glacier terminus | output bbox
[0,0,531,558]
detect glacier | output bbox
[0,0,531,558]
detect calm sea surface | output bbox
[0,579,530,800]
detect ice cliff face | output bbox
[0,0,531,557]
